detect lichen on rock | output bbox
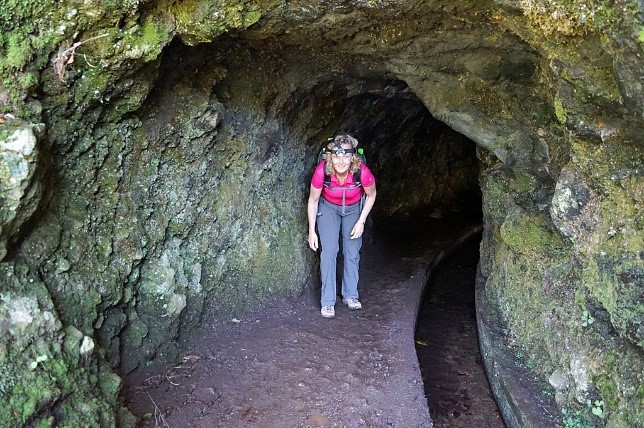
[0,119,45,260]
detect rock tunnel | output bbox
[1,1,642,427]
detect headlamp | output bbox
[330,148,355,156]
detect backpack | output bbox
[316,146,366,189]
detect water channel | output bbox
[416,238,506,428]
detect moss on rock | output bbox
[0,265,133,427]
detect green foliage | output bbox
[581,309,595,327]
[29,354,49,370]
[562,407,594,428]
[588,399,605,419]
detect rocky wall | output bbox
[475,2,643,426]
[0,0,642,426]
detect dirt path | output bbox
[123,221,481,427]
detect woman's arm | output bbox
[307,185,322,250]
[350,183,377,239]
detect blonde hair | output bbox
[324,133,362,176]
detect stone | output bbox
[0,122,44,260]
[548,369,569,391]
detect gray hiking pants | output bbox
[317,198,362,307]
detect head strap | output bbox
[330,147,356,156]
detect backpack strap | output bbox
[353,166,362,187]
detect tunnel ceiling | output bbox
[206,1,543,155]
[139,0,556,203]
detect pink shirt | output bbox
[311,161,376,205]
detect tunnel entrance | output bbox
[6,2,641,426]
[140,36,484,231]
[122,33,490,426]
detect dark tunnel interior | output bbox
[148,37,483,237]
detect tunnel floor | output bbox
[415,239,505,428]
[122,218,483,427]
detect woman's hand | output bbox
[308,230,319,251]
[307,185,322,250]
[350,221,365,239]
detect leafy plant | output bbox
[587,399,604,419]
[581,309,595,327]
[29,354,48,370]
[562,407,594,428]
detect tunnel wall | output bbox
[1,1,642,426]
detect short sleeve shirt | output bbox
[311,161,376,205]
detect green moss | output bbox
[554,96,567,123]
[562,407,594,428]
[5,361,59,424]
[582,258,617,308]
[17,71,38,90]
[500,210,567,257]
[584,258,643,347]
[597,193,641,255]
[243,9,262,27]
[0,0,47,31]
[3,32,33,69]
[480,172,511,222]
[167,0,266,45]
[565,138,644,347]
[0,363,19,397]
[118,16,172,62]
[141,20,166,51]
[487,245,554,373]
[97,371,122,398]
[519,0,630,39]
[558,58,622,106]
[512,169,537,192]
[596,375,620,409]
[33,417,54,428]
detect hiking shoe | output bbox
[321,305,335,318]
[342,298,362,310]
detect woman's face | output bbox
[331,143,353,175]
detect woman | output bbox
[307,133,377,318]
